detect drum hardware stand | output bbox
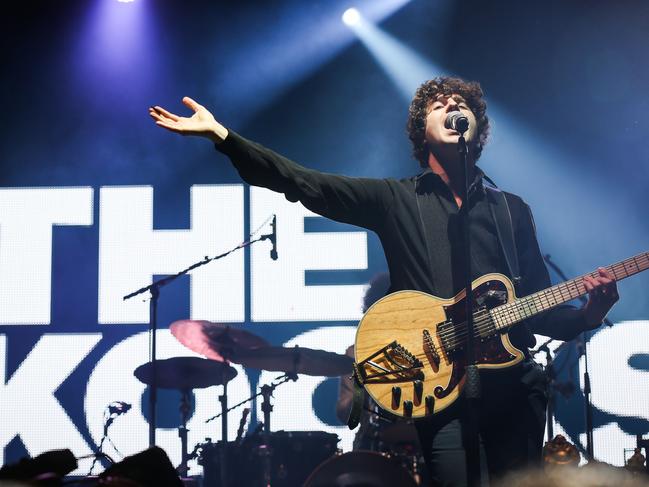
[260,383,274,486]
[123,214,277,449]
[636,435,649,475]
[178,390,192,477]
[217,339,235,487]
[206,372,298,487]
[535,341,558,441]
[533,338,576,444]
[206,372,298,424]
[543,255,613,461]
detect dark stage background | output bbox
[1,0,648,474]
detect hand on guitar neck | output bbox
[582,267,619,329]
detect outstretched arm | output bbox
[148,98,394,231]
[149,97,229,143]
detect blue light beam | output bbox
[208,0,413,126]
[347,21,649,319]
[345,14,445,101]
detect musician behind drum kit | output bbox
[335,273,413,447]
[149,76,621,486]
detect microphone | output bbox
[445,111,469,134]
[269,214,278,260]
[108,401,132,416]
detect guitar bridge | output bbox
[356,341,423,384]
[423,329,440,367]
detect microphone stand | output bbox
[536,342,556,440]
[457,130,482,487]
[206,373,298,487]
[543,254,611,461]
[123,222,277,450]
[87,406,123,475]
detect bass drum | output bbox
[304,450,419,487]
[199,431,339,487]
[197,440,242,487]
[241,430,339,487]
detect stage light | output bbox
[342,8,361,26]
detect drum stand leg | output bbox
[219,380,229,487]
[260,384,273,487]
[178,389,191,477]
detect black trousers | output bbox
[415,359,548,487]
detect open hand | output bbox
[149,97,228,143]
[583,267,619,328]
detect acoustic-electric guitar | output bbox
[353,251,648,419]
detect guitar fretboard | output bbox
[490,251,649,330]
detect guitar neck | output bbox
[491,251,649,330]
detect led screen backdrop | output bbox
[2,0,649,476]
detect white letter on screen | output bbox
[0,187,93,325]
[250,188,368,322]
[84,330,251,475]
[98,185,244,324]
[0,333,101,464]
[577,320,649,465]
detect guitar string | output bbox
[432,255,647,348]
[362,256,649,389]
[398,253,648,350]
[386,255,649,361]
[431,283,578,348]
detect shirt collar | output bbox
[415,166,487,196]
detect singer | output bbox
[149,76,618,486]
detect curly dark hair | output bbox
[407,76,490,167]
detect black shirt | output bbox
[216,131,588,344]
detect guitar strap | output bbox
[347,364,364,429]
[483,177,522,289]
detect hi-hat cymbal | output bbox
[134,357,237,390]
[234,346,354,377]
[170,320,269,361]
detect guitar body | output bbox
[354,273,525,419]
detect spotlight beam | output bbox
[347,20,649,317]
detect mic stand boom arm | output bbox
[122,220,277,450]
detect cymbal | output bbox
[134,357,237,390]
[170,320,269,361]
[233,346,354,377]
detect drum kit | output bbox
[133,319,426,486]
